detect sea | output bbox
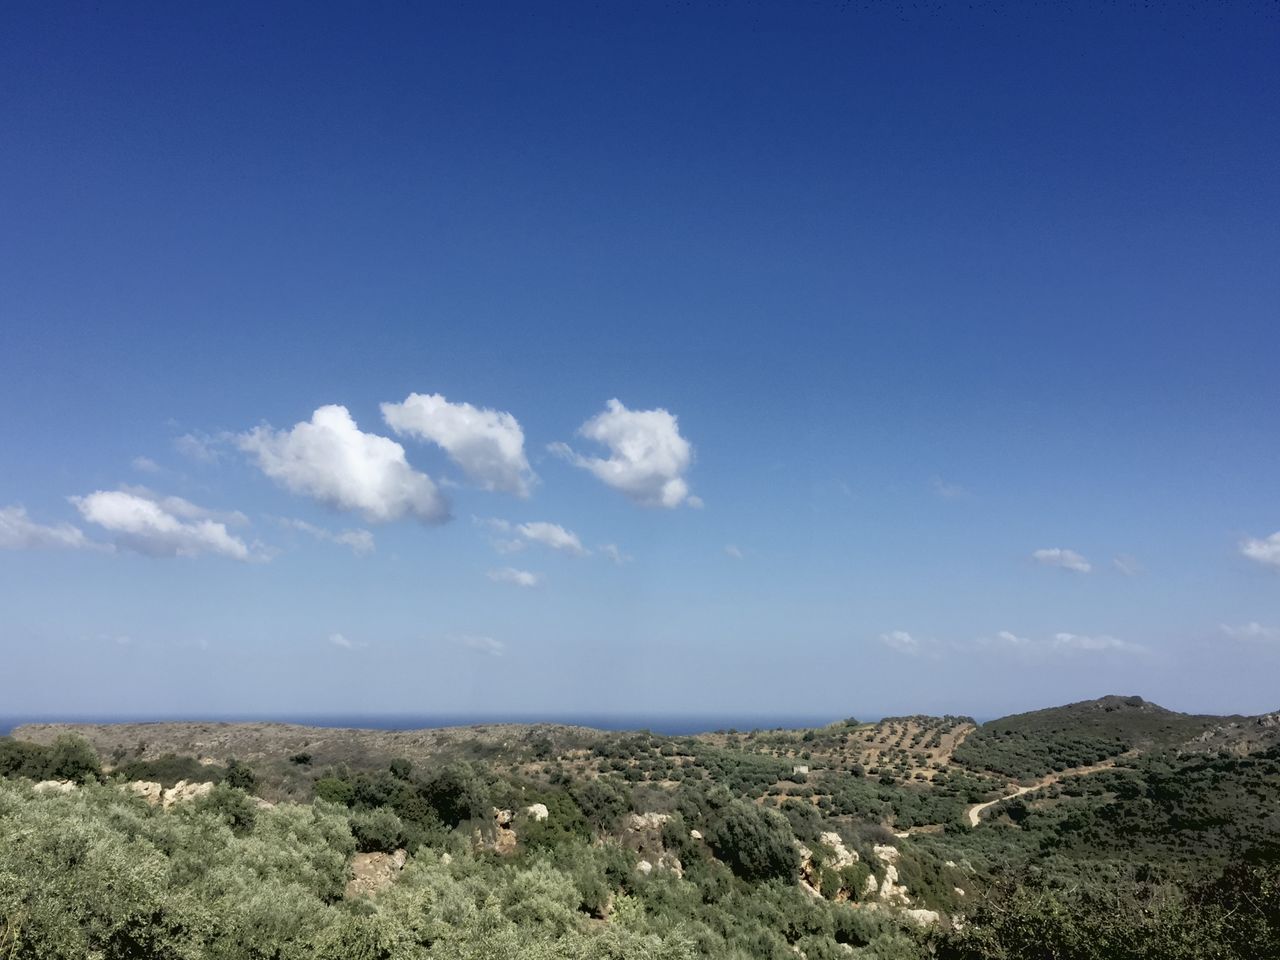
[0,713,849,738]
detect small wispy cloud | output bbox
[476,517,588,556]
[457,635,505,657]
[278,517,375,556]
[879,630,922,656]
[599,543,632,565]
[931,477,968,500]
[1112,554,1142,576]
[487,567,540,588]
[1241,531,1280,570]
[173,431,224,464]
[724,544,744,559]
[132,456,161,474]
[981,629,1145,656]
[1220,622,1280,643]
[1032,547,1092,573]
[328,632,366,650]
[0,505,102,552]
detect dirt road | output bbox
[965,755,1130,827]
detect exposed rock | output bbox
[954,887,966,897]
[873,844,900,864]
[162,780,214,808]
[440,852,453,865]
[878,863,910,903]
[525,802,549,822]
[636,859,653,875]
[122,779,216,807]
[904,908,942,926]
[488,807,518,855]
[689,829,703,841]
[819,831,858,869]
[32,780,77,794]
[627,811,670,831]
[657,852,683,878]
[797,843,821,896]
[345,848,408,898]
[863,873,879,896]
[125,781,164,803]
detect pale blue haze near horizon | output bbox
[2,2,1279,721]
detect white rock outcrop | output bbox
[33,780,77,794]
[819,831,858,869]
[525,802,549,822]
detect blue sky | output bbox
[2,1,1279,720]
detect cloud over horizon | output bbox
[1032,547,1092,573]
[0,505,98,552]
[1241,531,1280,570]
[70,490,257,560]
[279,518,375,556]
[381,393,535,497]
[551,399,696,508]
[239,405,448,524]
[487,567,540,587]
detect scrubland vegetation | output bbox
[1,696,1277,959]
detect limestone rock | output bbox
[126,781,164,804]
[904,908,942,926]
[162,780,214,808]
[689,829,703,840]
[819,831,858,869]
[345,848,408,898]
[525,802,549,822]
[627,811,670,831]
[33,780,77,794]
[873,844,900,864]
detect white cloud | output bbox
[0,505,98,551]
[551,398,696,508]
[1220,622,1280,643]
[458,635,505,657]
[381,393,535,497]
[724,544,744,559]
[328,632,366,650]
[1051,631,1142,653]
[71,490,257,560]
[279,518,375,555]
[1113,554,1142,576]
[1241,531,1280,570]
[516,521,587,555]
[880,630,921,656]
[487,567,540,588]
[239,405,448,524]
[599,543,631,565]
[989,629,1031,647]
[120,485,248,526]
[932,477,968,500]
[983,629,1144,655]
[1032,547,1092,573]
[132,456,161,474]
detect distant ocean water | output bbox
[0,713,850,738]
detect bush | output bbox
[349,806,406,853]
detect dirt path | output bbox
[965,755,1131,827]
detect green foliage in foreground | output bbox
[0,779,925,960]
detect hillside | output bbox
[952,695,1231,782]
[2,696,1279,959]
